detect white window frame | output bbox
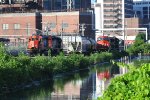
[2,24,9,30]
[14,24,20,30]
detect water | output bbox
[0,56,149,100]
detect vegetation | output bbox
[0,43,126,94]
[127,33,150,55]
[98,62,150,100]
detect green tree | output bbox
[135,33,146,42]
[127,33,147,55]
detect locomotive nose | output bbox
[97,40,110,46]
[28,41,35,48]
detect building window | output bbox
[14,24,20,29]
[50,23,56,28]
[144,15,148,19]
[2,24,9,30]
[143,7,148,10]
[62,22,69,29]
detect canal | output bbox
[0,56,149,100]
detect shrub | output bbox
[98,63,150,100]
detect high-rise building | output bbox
[43,0,91,11]
[94,0,134,40]
[133,0,150,38]
[133,0,150,19]
[0,0,91,12]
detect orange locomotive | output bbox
[27,34,62,55]
[97,36,119,51]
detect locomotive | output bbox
[96,36,119,51]
[27,34,62,56]
[0,38,10,46]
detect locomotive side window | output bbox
[32,37,38,41]
[97,37,102,41]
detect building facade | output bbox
[43,0,91,11]
[0,0,92,12]
[133,0,150,19]
[133,0,150,39]
[0,11,94,42]
[94,0,138,42]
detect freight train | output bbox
[27,34,120,55]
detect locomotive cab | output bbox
[96,36,119,51]
[97,36,110,51]
[27,35,39,50]
[27,34,53,55]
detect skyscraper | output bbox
[94,0,134,38]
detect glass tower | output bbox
[43,0,91,11]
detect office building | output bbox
[133,0,150,39]
[94,0,139,43]
[133,0,150,19]
[43,0,91,11]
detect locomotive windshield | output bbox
[97,37,109,41]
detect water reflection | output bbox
[94,63,120,98]
[0,63,125,100]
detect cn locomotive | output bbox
[27,34,62,55]
[96,36,119,51]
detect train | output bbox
[0,38,10,46]
[27,34,62,56]
[59,36,97,54]
[27,34,120,55]
[96,36,119,51]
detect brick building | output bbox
[0,11,94,42]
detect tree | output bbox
[135,33,146,43]
[127,33,147,55]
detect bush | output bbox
[98,63,150,100]
[0,43,125,94]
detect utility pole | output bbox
[61,21,64,38]
[26,23,30,36]
[45,23,51,35]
